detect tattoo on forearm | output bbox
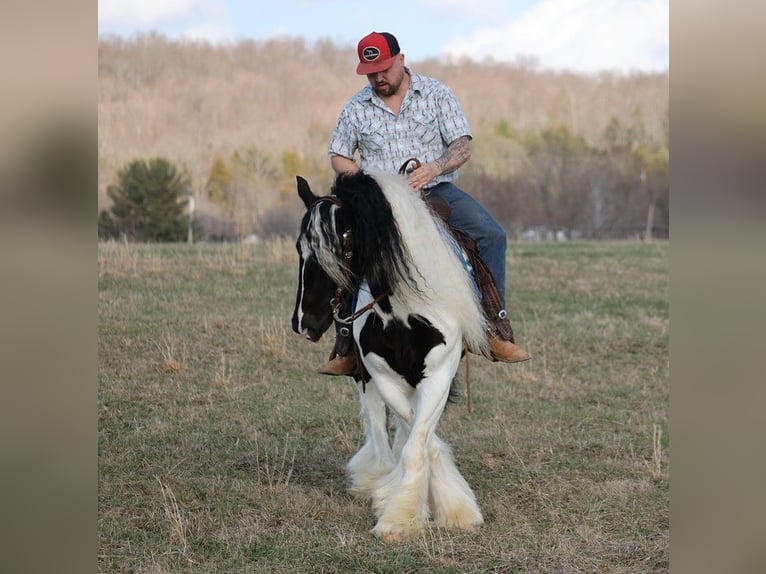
[435,136,471,175]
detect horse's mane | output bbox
[332,169,488,354]
[330,171,418,297]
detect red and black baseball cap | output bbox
[356,32,401,75]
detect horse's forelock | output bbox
[300,199,351,289]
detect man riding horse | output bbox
[322,31,530,375]
[293,169,496,539]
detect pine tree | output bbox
[99,158,192,241]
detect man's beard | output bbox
[374,78,400,97]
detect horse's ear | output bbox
[296,176,318,209]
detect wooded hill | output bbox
[98,34,669,240]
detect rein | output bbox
[333,289,390,325]
[398,157,421,175]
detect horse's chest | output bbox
[357,313,446,387]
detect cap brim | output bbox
[356,56,396,75]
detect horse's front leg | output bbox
[346,378,395,498]
[370,356,458,542]
[389,400,483,531]
[427,433,483,530]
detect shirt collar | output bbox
[407,69,422,94]
[362,68,420,103]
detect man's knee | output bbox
[486,220,507,248]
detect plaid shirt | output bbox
[328,71,472,188]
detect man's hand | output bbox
[407,136,471,191]
[408,162,441,191]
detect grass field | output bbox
[98,239,668,573]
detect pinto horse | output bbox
[291,169,489,541]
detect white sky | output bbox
[98,0,669,75]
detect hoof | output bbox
[371,522,421,543]
[436,518,483,532]
[434,512,484,531]
[380,531,408,544]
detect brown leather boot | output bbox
[489,335,531,363]
[319,349,358,376]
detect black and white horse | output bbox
[291,169,489,541]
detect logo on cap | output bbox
[362,47,380,62]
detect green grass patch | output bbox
[99,239,668,573]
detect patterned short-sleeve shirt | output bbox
[328,71,472,188]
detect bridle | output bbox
[331,227,391,325]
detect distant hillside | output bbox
[99,34,667,200]
[98,35,668,240]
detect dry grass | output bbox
[646,424,667,482]
[212,352,231,388]
[99,239,668,573]
[156,335,187,374]
[156,477,190,557]
[264,236,298,265]
[252,436,297,491]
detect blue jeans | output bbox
[427,182,508,308]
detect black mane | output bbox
[331,171,418,296]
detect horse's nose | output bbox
[292,311,316,340]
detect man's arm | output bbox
[330,154,360,176]
[408,136,472,191]
[435,135,472,174]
